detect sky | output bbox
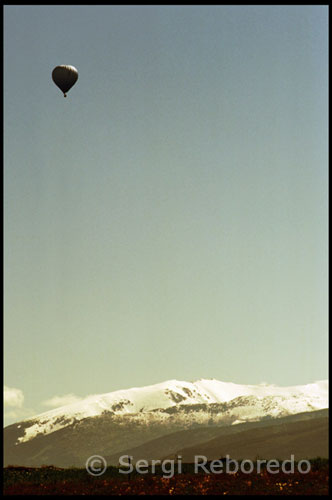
[4,5,328,426]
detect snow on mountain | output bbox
[16,378,328,444]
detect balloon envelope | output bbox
[52,65,78,96]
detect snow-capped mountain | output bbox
[15,378,328,444]
[4,378,328,467]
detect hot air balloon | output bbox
[52,65,78,97]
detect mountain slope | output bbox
[105,408,329,465]
[169,414,328,461]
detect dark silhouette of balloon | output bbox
[52,65,78,97]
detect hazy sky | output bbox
[4,5,328,426]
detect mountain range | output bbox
[4,378,328,467]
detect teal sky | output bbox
[4,5,328,426]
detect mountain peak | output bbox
[12,377,327,446]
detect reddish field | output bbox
[3,464,328,495]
